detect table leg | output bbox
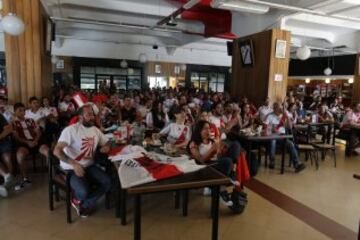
[121,189,127,225]
[247,141,252,169]
[115,186,120,218]
[211,186,220,240]
[134,194,141,240]
[175,190,180,209]
[182,190,188,217]
[281,139,286,174]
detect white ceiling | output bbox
[40,0,360,60]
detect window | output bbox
[191,72,226,92]
[148,76,168,89]
[80,66,142,91]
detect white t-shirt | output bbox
[159,123,191,144]
[58,101,75,113]
[41,107,58,117]
[265,112,286,134]
[58,122,109,170]
[25,109,46,122]
[257,106,273,122]
[341,111,360,129]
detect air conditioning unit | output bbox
[211,0,270,14]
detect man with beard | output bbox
[53,104,111,218]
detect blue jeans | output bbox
[269,139,300,168]
[214,141,241,176]
[70,164,111,209]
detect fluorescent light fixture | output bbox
[183,0,201,10]
[305,78,311,84]
[325,78,330,84]
[342,0,360,5]
[348,78,354,84]
[211,0,270,14]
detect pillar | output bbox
[352,54,360,104]
[3,0,52,104]
[230,29,291,106]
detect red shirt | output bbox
[12,118,38,141]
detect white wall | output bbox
[51,38,232,66]
[0,33,5,52]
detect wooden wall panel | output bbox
[231,29,290,106]
[3,0,52,104]
[352,54,360,104]
[268,29,291,103]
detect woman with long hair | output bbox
[146,101,169,130]
[188,120,245,214]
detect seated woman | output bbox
[241,103,255,129]
[146,101,169,131]
[159,106,191,149]
[188,120,244,214]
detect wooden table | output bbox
[294,122,335,144]
[123,167,230,240]
[236,134,293,174]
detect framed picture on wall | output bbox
[275,40,287,59]
[239,39,254,67]
[45,18,54,54]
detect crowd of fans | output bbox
[0,84,359,218]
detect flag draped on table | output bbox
[109,145,205,188]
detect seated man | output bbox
[120,95,136,123]
[53,104,111,218]
[340,102,360,155]
[0,112,15,196]
[12,103,50,189]
[316,104,335,143]
[264,102,305,173]
[0,96,13,123]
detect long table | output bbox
[235,134,294,174]
[122,166,230,240]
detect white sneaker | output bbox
[4,174,16,188]
[203,187,211,196]
[355,148,360,155]
[0,185,8,197]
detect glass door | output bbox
[96,75,111,91]
[113,75,127,90]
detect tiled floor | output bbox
[0,144,359,240]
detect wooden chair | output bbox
[48,149,112,224]
[293,127,320,170]
[48,150,73,223]
[312,123,337,168]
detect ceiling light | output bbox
[324,67,332,76]
[120,59,128,68]
[342,0,360,4]
[348,78,354,84]
[51,55,59,64]
[211,0,269,14]
[139,53,147,63]
[183,0,201,10]
[296,46,311,60]
[305,78,311,84]
[325,78,330,84]
[1,13,25,36]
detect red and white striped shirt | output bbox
[12,118,38,141]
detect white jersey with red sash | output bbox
[341,111,360,129]
[265,112,287,134]
[159,123,191,145]
[12,118,38,141]
[209,115,226,139]
[58,122,109,170]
